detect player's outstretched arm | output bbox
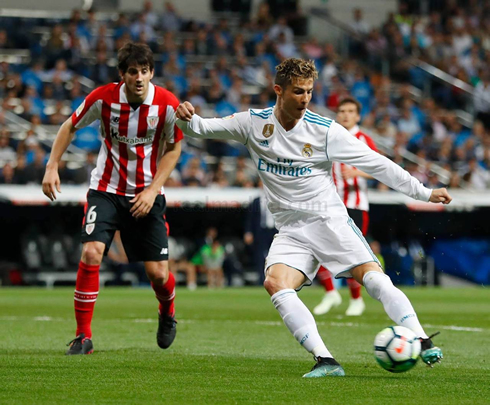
[42,117,77,201]
[429,188,452,204]
[175,101,249,144]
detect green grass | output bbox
[1,287,489,404]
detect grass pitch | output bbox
[1,286,489,404]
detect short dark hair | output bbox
[338,97,362,115]
[274,58,318,88]
[117,42,154,73]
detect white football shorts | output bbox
[265,213,381,289]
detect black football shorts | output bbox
[81,189,169,262]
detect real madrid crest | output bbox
[262,124,274,138]
[302,143,313,158]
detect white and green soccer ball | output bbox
[374,326,421,373]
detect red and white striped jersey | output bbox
[72,81,183,196]
[332,125,377,212]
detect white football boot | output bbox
[345,297,365,316]
[313,290,342,315]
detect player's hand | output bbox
[42,167,61,201]
[130,188,158,218]
[341,167,358,180]
[176,101,195,121]
[429,188,452,204]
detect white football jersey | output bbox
[176,108,432,228]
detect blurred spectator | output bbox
[14,155,28,185]
[268,16,294,44]
[462,158,490,189]
[168,236,197,290]
[181,156,206,186]
[350,8,370,36]
[474,73,490,129]
[200,237,225,288]
[0,163,16,184]
[142,0,159,28]
[130,13,156,43]
[397,107,421,139]
[24,147,46,184]
[209,161,229,188]
[160,1,181,33]
[0,130,16,165]
[73,151,97,184]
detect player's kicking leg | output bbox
[146,261,177,349]
[353,263,443,366]
[264,264,345,378]
[66,241,104,355]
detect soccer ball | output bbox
[374,326,421,373]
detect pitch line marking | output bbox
[0,317,485,333]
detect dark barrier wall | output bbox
[1,202,489,283]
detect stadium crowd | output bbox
[0,0,490,190]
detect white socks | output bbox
[271,289,333,358]
[363,271,428,339]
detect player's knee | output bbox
[351,261,383,285]
[263,275,282,295]
[146,262,169,285]
[81,243,104,265]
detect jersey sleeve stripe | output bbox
[97,102,114,192]
[116,104,131,195]
[135,104,150,194]
[305,111,332,125]
[304,117,331,128]
[251,109,273,119]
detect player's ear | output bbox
[273,84,282,97]
[150,69,154,80]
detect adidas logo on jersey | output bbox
[160,248,168,254]
[259,140,269,147]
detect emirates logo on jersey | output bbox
[262,124,274,138]
[147,116,159,129]
[302,143,313,158]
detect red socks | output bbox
[317,266,335,292]
[318,266,362,299]
[74,261,100,339]
[347,278,362,299]
[152,272,176,317]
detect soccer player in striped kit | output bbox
[175,58,449,377]
[42,43,182,355]
[313,97,377,317]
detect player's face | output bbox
[121,64,154,102]
[337,102,360,130]
[277,78,314,120]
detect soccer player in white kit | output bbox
[176,59,450,377]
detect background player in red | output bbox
[313,97,377,317]
[42,42,182,354]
